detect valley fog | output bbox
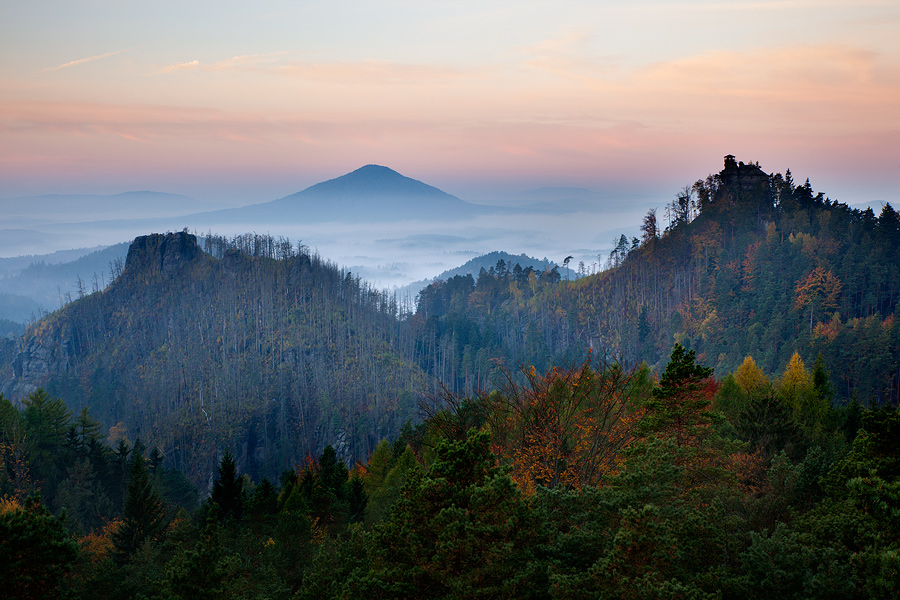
[2,197,657,292]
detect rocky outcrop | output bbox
[719,154,771,204]
[3,331,73,399]
[2,231,203,400]
[124,230,203,278]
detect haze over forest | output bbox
[2,2,899,599]
[0,164,648,301]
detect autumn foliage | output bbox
[426,355,650,494]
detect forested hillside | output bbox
[3,231,427,484]
[3,156,898,490]
[413,156,900,404]
[4,347,898,599]
[2,156,899,598]
[4,156,897,495]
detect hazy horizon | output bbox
[2,1,897,209]
[0,165,656,293]
[2,0,897,292]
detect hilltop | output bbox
[413,156,900,402]
[395,250,565,300]
[199,164,501,224]
[3,231,427,484]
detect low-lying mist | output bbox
[0,187,663,325]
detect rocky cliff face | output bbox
[3,329,73,399]
[719,154,771,204]
[124,231,203,278]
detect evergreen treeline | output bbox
[0,390,196,534]
[413,156,900,404]
[3,347,897,599]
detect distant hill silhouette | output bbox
[435,251,561,280]
[0,243,129,323]
[205,165,504,224]
[394,251,564,300]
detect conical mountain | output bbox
[297,164,457,199]
[207,164,491,224]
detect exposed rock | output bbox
[4,333,73,399]
[124,230,203,278]
[718,154,770,204]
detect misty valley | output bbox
[2,156,899,599]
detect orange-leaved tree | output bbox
[427,355,649,494]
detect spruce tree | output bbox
[641,343,714,447]
[112,446,168,563]
[164,509,227,600]
[210,449,245,523]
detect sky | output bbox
[1,0,899,208]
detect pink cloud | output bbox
[3,40,898,205]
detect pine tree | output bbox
[210,449,245,523]
[641,343,714,448]
[637,344,743,501]
[112,446,168,563]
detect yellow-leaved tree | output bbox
[777,351,829,440]
[734,356,768,395]
[777,351,812,404]
[794,266,843,333]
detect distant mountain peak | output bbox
[352,164,399,174]
[298,165,454,199]
[190,165,500,224]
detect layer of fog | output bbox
[0,186,667,329]
[11,204,653,279]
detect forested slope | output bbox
[2,157,899,599]
[3,155,897,491]
[3,231,427,484]
[413,156,900,404]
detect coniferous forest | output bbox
[2,156,899,598]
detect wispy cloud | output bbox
[212,52,291,69]
[37,49,129,73]
[150,52,467,84]
[274,59,467,84]
[153,60,200,75]
[151,52,290,75]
